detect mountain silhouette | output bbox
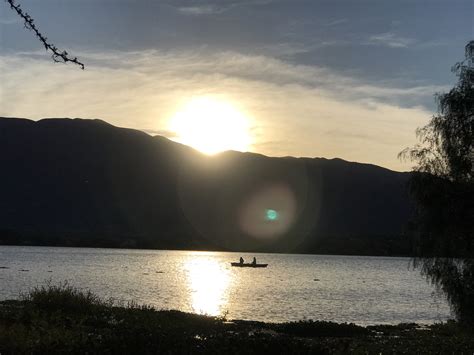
[0,117,413,255]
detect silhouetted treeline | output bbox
[0,229,412,256]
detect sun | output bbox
[169,96,252,155]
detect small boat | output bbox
[230,262,268,268]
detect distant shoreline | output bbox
[0,243,413,258]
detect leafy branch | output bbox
[5,0,85,69]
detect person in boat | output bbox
[252,257,257,265]
[239,257,244,264]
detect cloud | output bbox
[0,49,433,171]
[368,32,416,48]
[144,128,178,138]
[178,5,226,15]
[323,19,348,27]
[260,42,312,57]
[175,0,273,15]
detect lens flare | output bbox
[266,209,278,221]
[239,183,296,239]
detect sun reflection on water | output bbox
[184,255,230,316]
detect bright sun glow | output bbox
[169,96,252,155]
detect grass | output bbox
[0,284,473,354]
[22,282,112,314]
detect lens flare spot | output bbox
[239,183,296,239]
[266,209,278,221]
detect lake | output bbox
[0,246,451,325]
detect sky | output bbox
[0,0,473,171]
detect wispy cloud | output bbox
[368,32,416,48]
[323,18,348,27]
[175,0,273,15]
[143,128,178,138]
[178,5,226,15]
[260,42,312,57]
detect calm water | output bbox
[0,246,451,325]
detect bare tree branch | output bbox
[5,0,85,69]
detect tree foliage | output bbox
[4,0,84,69]
[400,42,474,324]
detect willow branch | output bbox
[5,0,85,69]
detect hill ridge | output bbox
[0,117,413,255]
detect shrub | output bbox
[22,281,112,314]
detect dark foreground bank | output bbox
[0,285,472,354]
